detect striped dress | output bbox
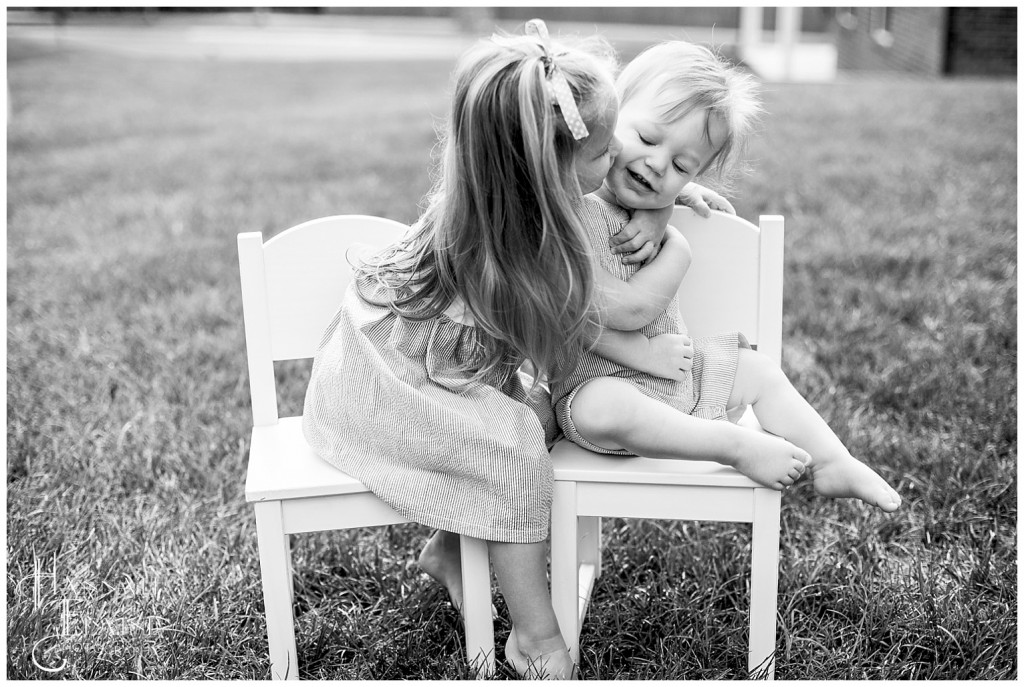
[302,273,559,544]
[552,195,749,454]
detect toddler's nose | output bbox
[645,154,666,176]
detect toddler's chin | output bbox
[625,194,672,211]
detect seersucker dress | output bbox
[302,270,559,544]
[552,195,750,454]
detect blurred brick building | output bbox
[835,7,1016,76]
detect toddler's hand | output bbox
[677,182,735,218]
[611,206,672,265]
[646,333,694,381]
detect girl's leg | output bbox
[570,377,810,490]
[418,529,465,609]
[420,532,573,679]
[489,541,575,679]
[727,348,901,511]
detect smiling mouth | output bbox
[627,169,653,192]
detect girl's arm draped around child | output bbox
[591,224,692,330]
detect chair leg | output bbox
[254,501,299,680]
[459,535,495,677]
[578,516,602,579]
[550,481,581,665]
[748,489,781,679]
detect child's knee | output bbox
[740,347,786,384]
[733,347,789,404]
[569,378,637,444]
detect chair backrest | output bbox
[238,215,409,426]
[238,210,783,426]
[671,206,784,365]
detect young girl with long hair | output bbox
[303,20,690,678]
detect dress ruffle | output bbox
[302,276,557,543]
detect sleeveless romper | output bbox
[552,195,749,455]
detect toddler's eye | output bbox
[638,134,653,145]
[674,163,688,174]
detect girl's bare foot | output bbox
[505,627,576,679]
[418,530,498,621]
[731,432,812,490]
[417,530,465,611]
[809,454,902,512]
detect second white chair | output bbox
[549,208,787,679]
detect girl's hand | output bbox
[610,205,674,265]
[677,182,735,218]
[646,333,694,381]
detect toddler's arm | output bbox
[594,225,692,330]
[592,329,693,381]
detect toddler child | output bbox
[555,41,902,510]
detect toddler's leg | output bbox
[728,348,901,512]
[489,541,575,679]
[570,377,809,490]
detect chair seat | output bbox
[245,416,370,503]
[550,408,764,489]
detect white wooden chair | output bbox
[550,208,786,679]
[238,216,496,680]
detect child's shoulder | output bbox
[580,193,630,228]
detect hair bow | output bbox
[525,19,590,141]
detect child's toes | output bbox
[866,485,901,512]
[881,487,902,511]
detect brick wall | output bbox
[946,7,1017,76]
[836,7,947,75]
[321,6,833,32]
[837,7,1017,76]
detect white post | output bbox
[550,481,581,665]
[748,489,782,679]
[460,536,496,677]
[254,502,299,680]
[777,6,802,81]
[739,6,764,60]
[757,216,785,367]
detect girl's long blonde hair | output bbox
[360,30,618,387]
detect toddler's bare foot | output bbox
[505,627,576,679]
[417,530,465,612]
[809,454,902,512]
[731,432,811,490]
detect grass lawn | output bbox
[7,33,1016,680]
